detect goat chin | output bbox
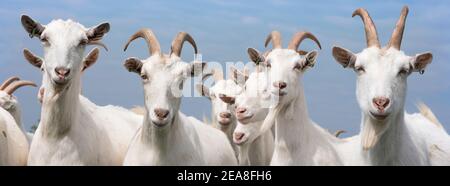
[361,119,389,150]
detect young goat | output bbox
[21,15,142,165]
[332,6,450,165]
[233,57,274,166]
[0,77,37,143]
[196,67,243,156]
[122,29,237,165]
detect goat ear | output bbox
[82,48,100,72]
[23,49,43,68]
[123,57,143,74]
[230,66,248,86]
[86,22,110,41]
[305,50,319,68]
[411,52,433,74]
[195,84,210,99]
[21,15,45,38]
[190,62,207,77]
[247,48,265,65]
[332,46,356,68]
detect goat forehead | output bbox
[268,49,299,64]
[44,19,86,40]
[142,59,188,76]
[359,47,409,68]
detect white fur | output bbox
[0,107,29,165]
[233,69,274,165]
[260,49,364,165]
[0,91,34,143]
[198,73,242,157]
[123,50,237,165]
[335,46,450,165]
[26,19,142,165]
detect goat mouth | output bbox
[237,114,253,124]
[151,120,170,128]
[52,77,69,86]
[271,90,287,97]
[369,112,389,120]
[218,118,231,126]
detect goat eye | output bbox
[179,81,184,89]
[79,39,88,46]
[398,68,409,75]
[293,63,302,70]
[355,66,365,74]
[140,74,148,80]
[40,37,49,45]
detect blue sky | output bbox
[0,0,449,136]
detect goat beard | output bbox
[259,104,282,135]
[361,118,389,150]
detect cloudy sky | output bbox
[0,0,449,136]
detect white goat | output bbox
[232,57,274,166]
[21,15,142,165]
[255,31,366,165]
[0,77,37,142]
[0,102,29,165]
[122,29,237,165]
[196,67,243,156]
[332,6,450,165]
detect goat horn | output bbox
[170,32,198,57]
[288,31,322,50]
[88,41,108,51]
[123,28,161,56]
[201,71,213,82]
[388,6,409,50]
[4,80,37,95]
[265,31,282,49]
[352,8,380,48]
[0,76,20,90]
[334,130,347,138]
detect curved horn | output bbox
[170,32,198,57]
[287,31,322,50]
[123,28,161,56]
[4,80,37,95]
[388,6,409,50]
[352,8,380,48]
[201,71,213,82]
[334,130,347,138]
[0,76,20,90]
[264,31,282,49]
[88,41,108,51]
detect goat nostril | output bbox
[236,107,247,114]
[154,108,170,119]
[234,132,245,141]
[273,81,287,89]
[372,97,390,110]
[55,67,70,77]
[220,112,231,118]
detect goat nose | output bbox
[234,132,245,141]
[273,81,287,89]
[236,107,247,114]
[55,67,70,77]
[372,97,390,111]
[220,112,232,118]
[154,108,170,120]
